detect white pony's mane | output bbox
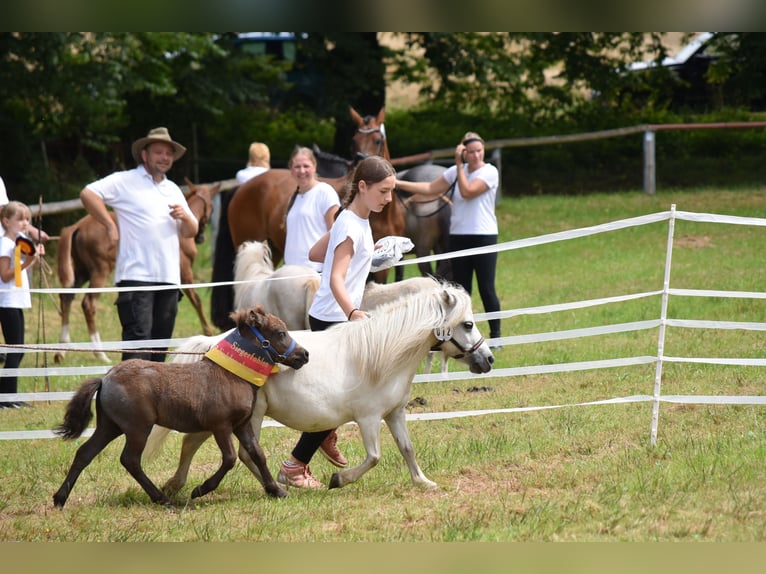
[234,240,275,282]
[338,281,472,383]
[234,241,276,309]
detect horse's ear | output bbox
[440,287,458,309]
[349,106,363,126]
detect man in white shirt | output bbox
[80,127,198,361]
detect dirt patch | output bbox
[674,235,712,249]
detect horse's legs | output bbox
[236,406,267,487]
[233,423,287,498]
[383,407,437,489]
[190,429,238,499]
[53,419,123,508]
[82,292,110,363]
[162,431,213,495]
[328,416,383,489]
[55,292,74,364]
[119,426,173,506]
[182,287,214,336]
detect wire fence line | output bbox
[2,206,765,445]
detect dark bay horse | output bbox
[211,106,405,330]
[55,179,221,363]
[52,304,309,508]
[395,163,453,281]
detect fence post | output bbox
[651,203,676,446]
[643,130,656,195]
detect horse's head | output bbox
[232,304,309,370]
[350,106,389,161]
[432,285,495,374]
[184,177,222,245]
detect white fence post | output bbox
[643,130,656,195]
[651,203,676,445]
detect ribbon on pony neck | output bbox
[204,326,282,386]
[13,235,35,287]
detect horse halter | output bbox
[356,122,387,156]
[432,325,485,360]
[247,324,296,362]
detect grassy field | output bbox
[1,185,765,542]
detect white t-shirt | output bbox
[309,209,373,323]
[284,181,340,271]
[86,165,196,285]
[0,235,32,308]
[236,165,268,185]
[442,163,499,235]
[0,177,9,238]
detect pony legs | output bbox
[119,427,174,506]
[328,416,383,489]
[162,431,212,496]
[189,429,239,500]
[233,423,287,499]
[53,420,122,508]
[384,408,437,489]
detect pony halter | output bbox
[432,326,485,360]
[248,324,296,362]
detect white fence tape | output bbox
[2,207,765,445]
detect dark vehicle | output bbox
[233,32,322,109]
[624,33,766,112]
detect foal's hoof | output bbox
[267,485,289,499]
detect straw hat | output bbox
[131,127,187,163]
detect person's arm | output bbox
[309,231,331,263]
[395,175,451,198]
[81,187,119,244]
[0,245,42,283]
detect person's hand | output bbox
[168,203,188,221]
[455,143,466,165]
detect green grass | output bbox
[1,185,766,541]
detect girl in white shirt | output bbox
[277,155,396,489]
[0,201,44,408]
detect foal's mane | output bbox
[339,282,472,383]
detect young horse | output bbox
[52,305,309,508]
[211,106,405,330]
[233,240,319,330]
[55,180,221,363]
[148,280,494,494]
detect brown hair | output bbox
[0,200,31,231]
[288,146,317,169]
[342,155,396,209]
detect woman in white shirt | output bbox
[395,132,502,346]
[283,146,340,272]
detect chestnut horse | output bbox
[52,305,309,508]
[211,106,405,330]
[55,179,221,363]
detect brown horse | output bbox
[211,106,405,329]
[52,305,309,508]
[55,179,221,363]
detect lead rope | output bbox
[34,195,50,395]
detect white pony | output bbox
[148,279,494,492]
[233,240,320,330]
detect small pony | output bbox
[52,305,309,508]
[148,279,495,493]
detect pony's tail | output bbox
[57,223,76,288]
[54,378,101,440]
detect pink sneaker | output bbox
[277,461,324,489]
[318,430,348,468]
